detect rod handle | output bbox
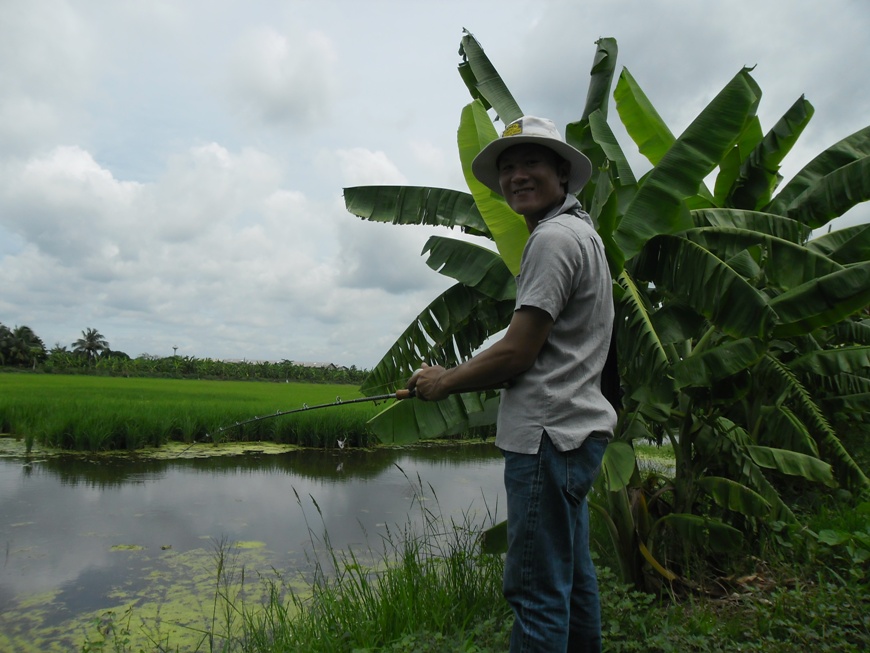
[395,388,416,400]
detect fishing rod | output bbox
[173,388,416,457]
[210,388,416,437]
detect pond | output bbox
[0,440,506,652]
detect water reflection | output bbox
[0,442,505,651]
[28,442,498,487]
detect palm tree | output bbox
[11,326,46,369]
[72,328,110,363]
[0,324,46,368]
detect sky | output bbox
[2,0,868,370]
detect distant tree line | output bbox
[0,323,368,384]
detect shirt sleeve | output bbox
[515,222,584,322]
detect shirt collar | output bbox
[538,195,591,226]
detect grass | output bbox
[238,480,507,652]
[0,373,384,451]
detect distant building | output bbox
[293,361,345,371]
[220,359,348,371]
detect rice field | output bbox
[0,373,385,452]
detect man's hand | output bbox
[403,306,553,403]
[406,363,451,402]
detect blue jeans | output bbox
[502,431,608,653]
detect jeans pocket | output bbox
[565,436,608,504]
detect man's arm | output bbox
[407,305,553,401]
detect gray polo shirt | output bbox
[496,196,617,454]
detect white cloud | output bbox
[225,26,339,127]
[0,0,867,369]
[0,135,450,366]
[334,148,409,187]
[150,142,283,242]
[0,0,95,154]
[3,146,142,267]
[0,97,61,154]
[409,140,465,189]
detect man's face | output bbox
[497,143,569,223]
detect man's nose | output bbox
[509,165,529,182]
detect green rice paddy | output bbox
[0,374,385,452]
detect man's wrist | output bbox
[436,366,454,397]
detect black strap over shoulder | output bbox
[600,322,622,411]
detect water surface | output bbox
[0,442,505,651]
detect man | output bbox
[407,115,616,653]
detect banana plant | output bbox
[344,31,870,589]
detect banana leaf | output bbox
[714,116,763,204]
[360,283,514,396]
[457,30,523,124]
[581,37,619,121]
[770,262,870,337]
[725,95,814,210]
[715,415,798,522]
[650,303,707,345]
[422,236,516,301]
[814,381,870,413]
[613,67,676,167]
[615,271,674,408]
[588,109,637,187]
[785,156,870,229]
[823,320,870,346]
[602,440,636,492]
[615,68,760,261]
[691,208,812,244]
[768,125,870,215]
[757,405,820,456]
[682,227,844,291]
[747,445,836,487]
[725,246,763,281]
[479,519,508,555]
[566,37,620,209]
[638,539,677,581]
[458,100,529,275]
[592,171,631,275]
[652,513,743,554]
[633,235,777,339]
[344,185,491,237]
[788,346,870,377]
[673,338,766,389]
[758,356,869,491]
[696,476,772,517]
[806,223,870,265]
[367,390,494,444]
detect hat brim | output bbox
[471,135,592,196]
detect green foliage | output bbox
[812,501,870,582]
[0,322,46,368]
[2,323,368,385]
[73,327,110,362]
[239,480,508,652]
[345,31,870,593]
[457,29,523,125]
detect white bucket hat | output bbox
[471,116,593,196]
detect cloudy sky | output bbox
[2,0,868,369]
